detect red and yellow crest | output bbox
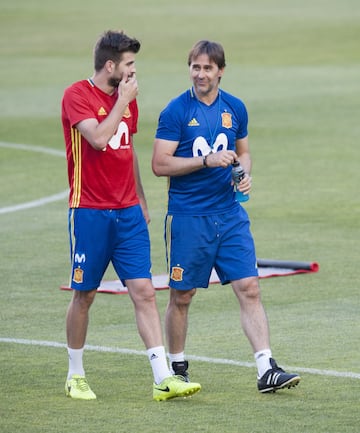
[171,266,184,282]
[221,112,232,129]
[73,267,84,284]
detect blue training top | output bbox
[155,87,248,216]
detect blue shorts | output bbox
[165,205,258,290]
[68,205,152,291]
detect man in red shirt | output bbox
[61,30,201,401]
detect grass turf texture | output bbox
[1,0,359,432]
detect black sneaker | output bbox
[257,358,301,393]
[172,361,190,382]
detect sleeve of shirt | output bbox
[62,84,96,128]
[155,100,183,142]
[129,99,138,135]
[236,101,249,140]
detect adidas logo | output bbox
[150,353,158,360]
[98,106,107,116]
[188,118,200,126]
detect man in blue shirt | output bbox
[152,40,300,393]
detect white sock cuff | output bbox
[254,349,272,360]
[146,346,166,361]
[168,352,185,364]
[67,347,85,380]
[67,347,84,355]
[147,346,171,384]
[254,349,272,378]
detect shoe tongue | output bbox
[270,358,285,372]
[270,358,277,369]
[172,361,188,371]
[175,361,187,368]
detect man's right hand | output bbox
[204,150,238,168]
[118,73,138,103]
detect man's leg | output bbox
[126,278,166,350]
[65,289,97,400]
[165,288,196,354]
[165,288,196,381]
[127,279,201,400]
[66,289,97,349]
[231,277,300,392]
[231,277,270,354]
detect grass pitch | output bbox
[1,0,359,432]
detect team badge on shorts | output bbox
[73,267,84,284]
[221,112,232,129]
[171,266,184,282]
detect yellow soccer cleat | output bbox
[65,375,97,400]
[153,375,201,401]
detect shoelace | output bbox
[173,375,186,382]
[271,360,285,374]
[74,377,90,391]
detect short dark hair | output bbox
[187,40,226,69]
[94,30,141,71]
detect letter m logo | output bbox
[74,253,86,263]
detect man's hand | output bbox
[118,73,138,104]
[204,150,238,168]
[236,173,252,194]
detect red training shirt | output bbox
[61,79,139,209]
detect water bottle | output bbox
[231,161,250,203]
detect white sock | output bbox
[147,346,171,385]
[67,347,85,380]
[254,349,272,378]
[168,352,185,373]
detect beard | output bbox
[108,77,121,88]
[108,72,134,89]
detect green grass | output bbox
[1,0,360,432]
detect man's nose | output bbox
[198,68,205,78]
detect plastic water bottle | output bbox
[231,161,250,203]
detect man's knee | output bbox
[232,277,261,300]
[170,288,196,308]
[72,289,97,310]
[126,279,157,304]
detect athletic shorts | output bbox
[165,205,258,290]
[68,205,152,291]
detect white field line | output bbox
[0,190,69,214]
[0,141,68,214]
[1,337,360,380]
[0,141,65,157]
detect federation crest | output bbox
[171,266,184,282]
[221,112,232,129]
[73,267,84,284]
